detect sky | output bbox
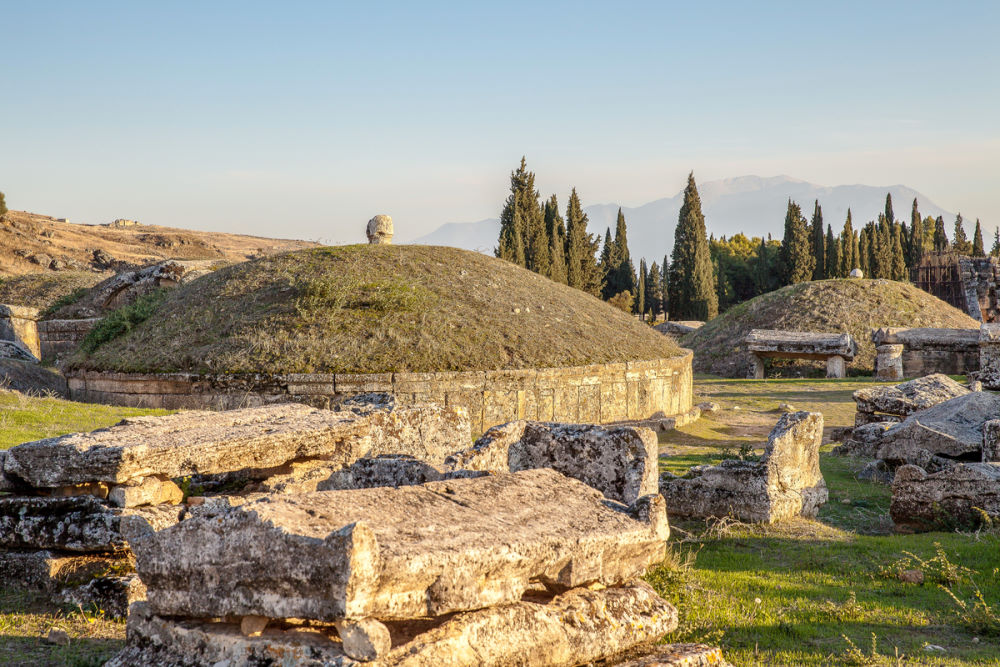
[1,1,997,244]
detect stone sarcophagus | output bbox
[871,327,979,379]
[745,329,858,379]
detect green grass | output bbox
[69,244,683,374]
[0,391,168,450]
[649,376,1000,665]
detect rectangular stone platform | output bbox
[131,469,669,622]
[745,329,858,379]
[2,403,467,488]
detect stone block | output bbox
[890,463,1000,532]
[616,644,734,667]
[875,344,904,381]
[853,373,970,419]
[130,469,669,622]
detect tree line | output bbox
[494,158,991,321]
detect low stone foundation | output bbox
[872,327,979,377]
[67,352,694,434]
[37,318,100,364]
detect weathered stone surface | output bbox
[615,644,734,667]
[108,474,183,508]
[979,323,1000,389]
[131,469,669,622]
[745,329,858,360]
[654,321,704,337]
[0,496,182,552]
[890,463,1000,532]
[832,422,895,459]
[660,412,828,523]
[260,455,485,495]
[336,618,391,661]
[853,373,970,421]
[444,420,658,504]
[0,549,130,592]
[0,339,39,363]
[56,574,145,619]
[876,391,1000,466]
[108,582,677,667]
[856,459,894,484]
[366,214,394,245]
[875,344,904,381]
[872,327,980,377]
[3,403,466,488]
[983,419,1000,462]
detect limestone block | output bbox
[978,323,1000,389]
[0,496,182,552]
[890,463,1000,532]
[875,344,904,381]
[660,412,828,523]
[445,421,659,504]
[984,419,1000,462]
[107,582,677,667]
[853,373,970,420]
[130,469,669,622]
[335,618,391,661]
[0,339,39,363]
[746,329,859,360]
[366,214,393,244]
[876,391,1000,466]
[260,455,486,495]
[615,644,734,667]
[0,550,130,593]
[748,354,764,380]
[108,475,184,508]
[56,574,145,619]
[832,422,894,459]
[825,355,846,378]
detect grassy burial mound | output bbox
[69,245,682,375]
[0,271,105,313]
[684,279,980,377]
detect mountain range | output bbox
[410,175,955,264]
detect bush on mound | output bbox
[683,279,980,377]
[69,245,682,375]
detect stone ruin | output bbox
[834,373,1000,531]
[660,411,828,523]
[366,215,394,245]
[654,320,704,338]
[911,253,1000,322]
[745,329,858,379]
[0,396,732,666]
[871,327,979,380]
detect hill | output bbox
[682,279,980,377]
[410,175,955,264]
[70,245,682,374]
[0,271,105,312]
[0,210,316,277]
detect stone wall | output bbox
[37,319,100,364]
[872,327,979,378]
[66,352,694,434]
[0,305,40,359]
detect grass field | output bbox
[649,377,1000,665]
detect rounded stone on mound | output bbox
[366,215,393,244]
[850,268,863,278]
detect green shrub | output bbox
[80,290,167,354]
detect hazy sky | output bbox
[2,1,997,243]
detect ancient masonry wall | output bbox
[37,319,101,364]
[0,305,41,358]
[66,351,694,434]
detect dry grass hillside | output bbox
[70,245,683,374]
[683,279,980,377]
[0,210,316,277]
[0,271,105,311]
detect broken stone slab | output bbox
[0,339,39,363]
[832,422,895,459]
[660,411,828,523]
[853,374,970,423]
[614,644,734,667]
[56,574,145,620]
[654,321,704,337]
[131,469,669,622]
[3,402,468,489]
[260,456,486,496]
[890,463,1000,532]
[0,549,131,592]
[876,391,1000,467]
[107,582,677,667]
[443,421,658,504]
[0,495,182,552]
[108,474,184,508]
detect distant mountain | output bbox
[411,175,955,264]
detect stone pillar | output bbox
[875,344,904,381]
[978,324,1000,389]
[983,419,1000,462]
[748,354,764,380]
[825,355,846,379]
[0,305,40,359]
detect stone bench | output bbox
[872,327,979,380]
[745,329,858,379]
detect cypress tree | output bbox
[599,228,616,299]
[661,254,670,317]
[973,219,985,257]
[891,224,906,280]
[613,208,636,297]
[909,198,923,265]
[825,224,839,278]
[544,195,568,284]
[953,214,971,254]
[884,193,895,226]
[933,216,949,252]
[496,157,533,266]
[811,200,825,280]
[636,260,647,319]
[779,199,815,285]
[646,262,662,319]
[839,209,855,276]
[992,228,1000,257]
[752,238,769,294]
[565,188,601,295]
[858,230,870,277]
[668,173,718,320]
[0,191,7,220]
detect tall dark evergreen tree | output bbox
[544,195,568,284]
[668,173,718,320]
[909,198,923,265]
[953,214,971,254]
[825,224,839,279]
[858,229,870,277]
[779,199,815,285]
[646,262,663,319]
[839,209,856,276]
[884,193,895,226]
[992,227,1000,257]
[605,208,636,299]
[890,224,906,280]
[661,254,670,317]
[810,200,825,280]
[598,228,616,298]
[933,216,949,252]
[564,188,601,295]
[973,219,985,257]
[636,260,647,319]
[496,157,535,267]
